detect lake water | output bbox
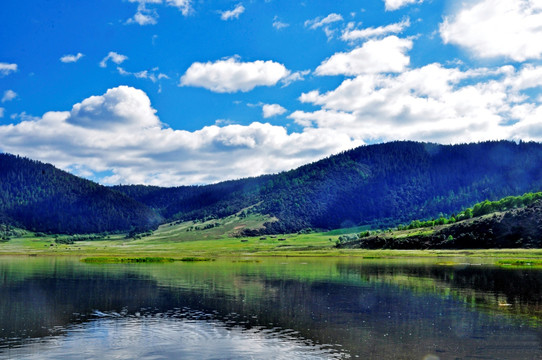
[1,256,542,359]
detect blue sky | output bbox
[1,0,542,186]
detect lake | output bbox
[1,256,542,359]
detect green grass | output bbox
[3,214,542,261]
[496,259,542,267]
[151,213,275,242]
[178,256,213,262]
[5,231,542,260]
[325,225,371,235]
[0,216,340,258]
[82,257,176,264]
[81,256,213,263]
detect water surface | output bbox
[1,256,542,359]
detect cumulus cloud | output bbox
[295,62,542,144]
[2,90,17,103]
[384,0,424,11]
[220,4,245,20]
[66,86,160,130]
[341,18,410,41]
[180,57,290,93]
[0,62,17,76]
[315,36,413,76]
[0,86,358,185]
[440,0,542,62]
[60,53,84,63]
[262,104,287,118]
[100,52,128,68]
[4,68,541,186]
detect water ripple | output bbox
[1,308,347,360]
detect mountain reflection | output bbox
[1,257,542,359]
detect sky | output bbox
[1,0,542,186]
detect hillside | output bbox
[0,154,161,234]
[337,198,542,250]
[3,140,542,236]
[116,140,542,234]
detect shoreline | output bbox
[3,247,542,260]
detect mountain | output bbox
[0,154,161,234]
[116,140,542,234]
[3,140,542,235]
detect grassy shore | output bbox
[2,215,542,261]
[3,231,542,261]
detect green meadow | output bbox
[2,212,542,265]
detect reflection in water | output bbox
[5,311,342,360]
[1,257,542,359]
[336,261,542,320]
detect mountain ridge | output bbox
[3,140,542,235]
[0,153,161,234]
[116,140,542,234]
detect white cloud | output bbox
[128,0,162,3]
[281,69,310,86]
[0,86,358,185]
[0,62,17,76]
[128,0,192,14]
[135,70,151,79]
[341,18,410,41]
[165,0,192,15]
[126,0,192,25]
[440,0,542,62]
[384,0,424,11]
[4,66,542,186]
[220,4,245,20]
[60,53,84,63]
[100,52,128,68]
[262,104,287,118]
[296,62,542,144]
[66,86,160,130]
[180,57,290,93]
[304,13,343,29]
[272,16,289,30]
[304,13,344,40]
[315,36,413,76]
[505,64,542,91]
[117,67,168,83]
[2,90,17,103]
[0,108,4,118]
[126,9,158,25]
[510,104,542,141]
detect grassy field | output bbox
[3,213,542,261]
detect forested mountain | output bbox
[114,176,270,222]
[3,140,542,235]
[0,154,160,234]
[116,140,542,234]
